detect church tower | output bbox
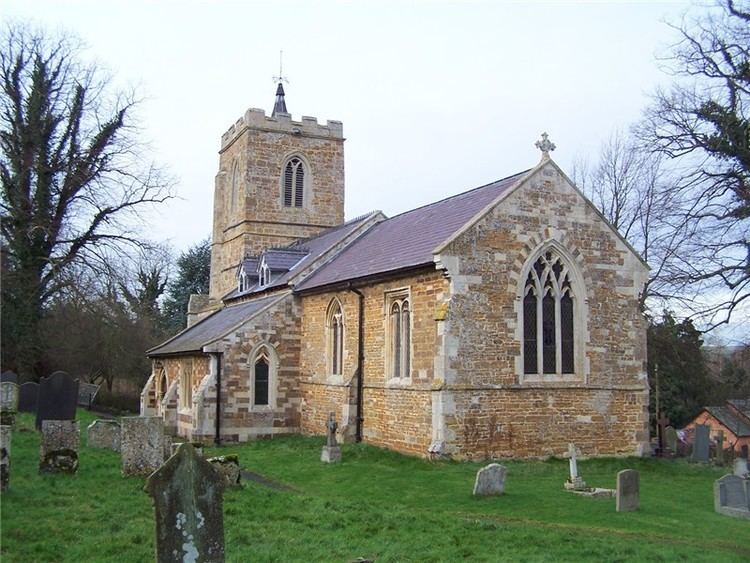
[208,85,345,300]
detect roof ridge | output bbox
[287,211,379,249]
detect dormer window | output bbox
[283,156,305,208]
[259,261,271,287]
[239,271,248,293]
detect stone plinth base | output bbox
[321,446,341,463]
[564,476,588,491]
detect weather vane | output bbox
[273,50,289,85]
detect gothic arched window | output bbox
[253,350,270,406]
[283,157,305,208]
[388,294,411,379]
[523,250,577,376]
[327,300,344,376]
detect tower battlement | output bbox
[220,108,344,151]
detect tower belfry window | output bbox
[283,157,305,208]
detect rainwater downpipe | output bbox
[214,353,222,447]
[348,284,365,442]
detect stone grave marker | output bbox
[691,424,710,462]
[564,443,587,490]
[714,430,726,464]
[86,419,121,451]
[0,382,19,425]
[77,382,100,409]
[616,469,639,512]
[734,458,749,478]
[714,474,750,520]
[36,371,79,430]
[39,420,80,474]
[207,455,242,488]
[741,444,749,460]
[473,463,507,496]
[144,443,225,562]
[1,425,10,491]
[18,382,39,413]
[321,412,341,463]
[121,416,166,477]
[172,441,203,458]
[0,371,18,384]
[664,426,678,456]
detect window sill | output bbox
[249,404,274,413]
[520,373,582,384]
[385,376,413,388]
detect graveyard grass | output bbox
[2,412,748,562]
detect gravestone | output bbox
[39,420,80,474]
[714,474,750,520]
[741,445,749,460]
[77,382,100,409]
[0,382,19,425]
[144,443,225,562]
[121,416,166,477]
[714,430,726,464]
[18,382,39,413]
[664,426,678,456]
[473,463,507,496]
[172,441,203,458]
[691,424,710,462]
[0,371,18,384]
[1,425,10,491]
[207,455,242,488]
[734,458,749,478]
[86,419,121,451]
[564,443,587,490]
[656,412,670,456]
[616,469,639,512]
[36,371,79,430]
[321,412,341,463]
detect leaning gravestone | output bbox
[0,371,18,384]
[691,424,710,462]
[473,463,507,496]
[714,474,750,520]
[0,382,19,425]
[616,469,639,512]
[87,419,121,451]
[18,382,39,413]
[144,443,225,563]
[36,371,79,430]
[1,425,10,491]
[39,420,80,474]
[321,412,341,463]
[564,443,587,490]
[121,416,165,477]
[207,455,242,488]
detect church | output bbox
[141,84,650,459]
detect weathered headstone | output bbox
[121,416,166,477]
[664,426,678,456]
[18,382,39,413]
[714,474,750,520]
[715,430,726,464]
[172,441,203,458]
[473,463,507,496]
[36,371,79,430]
[0,371,18,384]
[86,419,121,451]
[77,382,100,409]
[564,443,587,490]
[616,469,640,512]
[734,458,749,478]
[321,412,341,463]
[144,443,225,562]
[0,382,19,425]
[0,425,10,491]
[207,455,242,488]
[741,444,749,460]
[39,420,80,474]
[691,424,710,462]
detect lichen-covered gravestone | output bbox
[207,455,241,488]
[18,382,39,413]
[616,469,639,512]
[473,463,507,496]
[1,425,11,491]
[39,420,80,474]
[0,382,19,425]
[36,371,79,430]
[121,416,166,477]
[144,443,225,563]
[87,419,121,451]
[714,474,750,520]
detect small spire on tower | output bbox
[272,50,289,117]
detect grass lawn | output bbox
[1,410,748,562]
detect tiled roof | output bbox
[263,249,308,271]
[705,405,750,437]
[147,294,283,356]
[728,399,750,419]
[296,170,528,291]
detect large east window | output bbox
[523,250,577,376]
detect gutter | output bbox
[347,284,365,442]
[214,353,222,446]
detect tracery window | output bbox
[387,294,411,379]
[283,157,305,208]
[327,300,344,376]
[523,250,576,376]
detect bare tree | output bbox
[0,23,172,378]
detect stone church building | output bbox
[141,85,650,459]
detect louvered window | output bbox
[283,157,305,207]
[522,250,577,376]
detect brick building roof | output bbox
[704,404,750,437]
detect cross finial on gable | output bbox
[535,132,556,159]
